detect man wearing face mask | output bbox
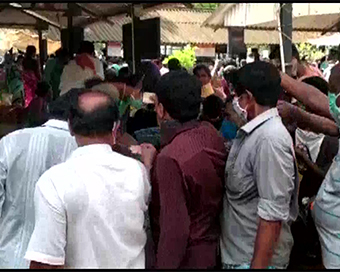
[141,71,227,269]
[312,64,340,269]
[220,61,299,269]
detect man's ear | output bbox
[156,102,165,120]
[245,90,254,103]
[112,121,120,139]
[68,120,75,136]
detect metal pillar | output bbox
[38,28,44,75]
[131,5,136,74]
[67,7,74,57]
[280,3,293,76]
[130,5,142,74]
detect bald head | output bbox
[69,90,119,137]
[78,91,112,113]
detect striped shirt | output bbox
[0,119,77,268]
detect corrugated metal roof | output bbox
[244,30,320,45]
[308,32,340,46]
[46,9,228,45]
[0,8,37,26]
[203,3,340,32]
[45,8,321,45]
[65,9,228,45]
[249,13,340,32]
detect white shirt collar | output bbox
[70,144,113,160]
[241,108,279,135]
[42,119,69,132]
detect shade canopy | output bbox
[202,3,340,33]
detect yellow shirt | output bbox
[201,83,214,98]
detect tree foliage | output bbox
[163,45,197,70]
[296,43,326,62]
[193,3,219,10]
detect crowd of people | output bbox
[0,40,340,269]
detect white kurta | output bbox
[25,144,151,268]
[0,120,77,268]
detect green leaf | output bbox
[163,45,197,70]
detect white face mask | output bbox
[112,121,120,145]
[232,97,248,123]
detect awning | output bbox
[308,33,340,46]
[203,3,340,33]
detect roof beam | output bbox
[75,3,116,26]
[321,18,340,35]
[75,5,130,27]
[0,23,46,29]
[2,5,67,12]
[21,9,61,29]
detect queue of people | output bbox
[1,40,340,269]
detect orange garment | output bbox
[201,83,214,98]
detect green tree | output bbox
[296,43,325,62]
[164,45,197,70]
[193,3,219,10]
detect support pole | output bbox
[67,4,74,57]
[131,5,136,74]
[38,28,44,75]
[67,14,73,57]
[130,5,141,74]
[280,3,293,76]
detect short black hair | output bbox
[105,68,118,81]
[84,77,104,89]
[201,95,225,130]
[55,48,69,59]
[69,90,119,137]
[193,64,211,78]
[202,94,224,119]
[301,76,329,96]
[48,89,81,121]
[236,61,282,107]
[26,45,36,58]
[269,44,300,61]
[136,61,161,93]
[36,81,50,97]
[167,58,181,71]
[78,41,95,55]
[155,71,202,123]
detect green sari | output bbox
[7,65,24,106]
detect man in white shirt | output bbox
[59,41,104,96]
[0,91,78,268]
[25,90,150,269]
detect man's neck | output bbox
[76,134,114,147]
[252,104,272,120]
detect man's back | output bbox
[59,56,104,96]
[25,144,150,268]
[0,120,77,268]
[150,120,227,268]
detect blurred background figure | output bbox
[200,94,225,131]
[44,48,69,101]
[22,46,41,108]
